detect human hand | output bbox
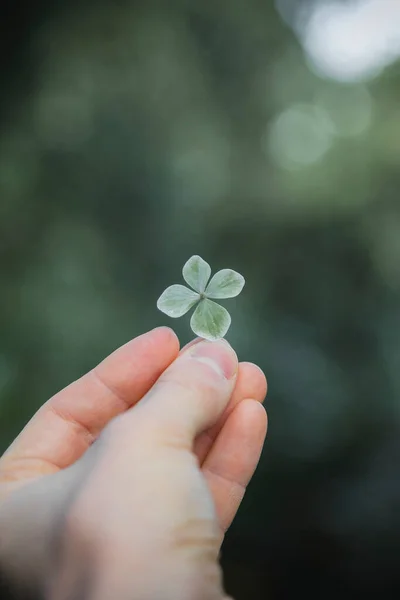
[0,327,267,600]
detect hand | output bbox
[0,327,267,600]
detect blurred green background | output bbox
[1,0,400,597]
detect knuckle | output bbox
[102,409,147,448]
[157,367,222,408]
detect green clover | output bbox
[157,255,245,342]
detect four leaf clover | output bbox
[157,255,245,341]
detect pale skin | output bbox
[0,327,267,600]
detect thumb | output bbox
[131,339,238,445]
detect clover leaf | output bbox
[157,255,245,341]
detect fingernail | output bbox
[180,337,203,353]
[189,339,238,380]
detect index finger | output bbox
[1,327,179,477]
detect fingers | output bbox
[1,327,180,475]
[130,339,239,446]
[194,361,267,464]
[202,399,267,532]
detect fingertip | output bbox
[108,327,180,369]
[188,339,238,381]
[151,326,180,350]
[180,336,202,353]
[223,399,268,476]
[237,362,267,402]
[239,398,268,435]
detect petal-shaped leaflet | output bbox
[182,255,211,293]
[190,298,231,341]
[157,285,200,318]
[205,269,245,299]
